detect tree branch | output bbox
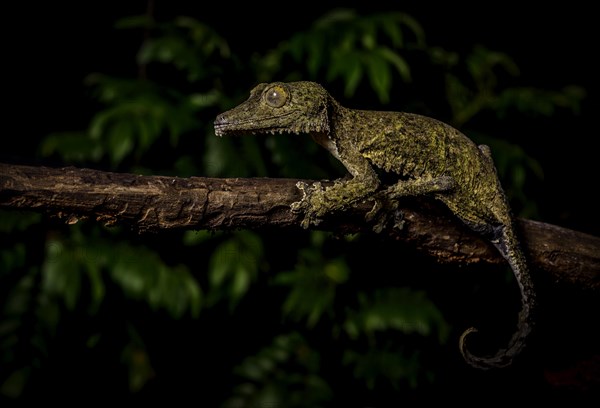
[1,162,598,290]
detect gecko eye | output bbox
[264,85,288,108]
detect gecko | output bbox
[213,81,536,369]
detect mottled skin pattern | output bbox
[214,81,536,369]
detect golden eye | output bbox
[264,85,288,108]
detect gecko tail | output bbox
[459,225,536,370]
[458,312,532,369]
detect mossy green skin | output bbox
[214,81,535,369]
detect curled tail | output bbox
[459,225,536,369]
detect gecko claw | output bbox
[366,196,404,233]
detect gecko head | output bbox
[214,81,331,137]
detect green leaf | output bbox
[393,12,426,46]
[274,244,348,327]
[89,109,111,140]
[327,50,364,98]
[343,59,364,98]
[207,232,263,308]
[108,120,135,165]
[365,52,393,103]
[380,16,404,48]
[209,241,237,288]
[344,287,449,343]
[86,264,105,312]
[323,258,349,284]
[109,242,202,318]
[42,239,81,310]
[112,252,147,297]
[377,46,411,82]
[189,90,221,108]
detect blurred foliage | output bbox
[223,333,333,408]
[1,5,585,404]
[443,46,585,127]
[42,225,202,317]
[343,288,449,343]
[205,231,265,309]
[274,231,349,327]
[41,74,203,167]
[257,9,425,103]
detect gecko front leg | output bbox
[290,180,328,228]
[291,176,380,228]
[291,144,381,228]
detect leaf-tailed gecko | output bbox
[214,81,536,369]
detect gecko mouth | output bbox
[214,112,298,137]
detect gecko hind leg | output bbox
[385,175,456,199]
[367,176,456,233]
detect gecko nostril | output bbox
[214,114,226,125]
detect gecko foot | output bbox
[290,181,326,228]
[366,196,404,233]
